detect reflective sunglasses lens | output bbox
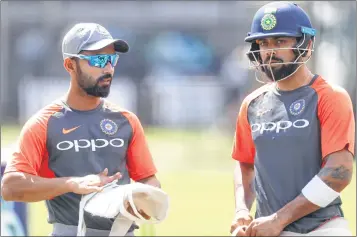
[110,55,119,66]
[87,54,119,68]
[97,55,110,68]
[87,55,107,68]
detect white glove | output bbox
[77,181,170,236]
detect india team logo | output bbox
[289,99,306,116]
[100,119,118,135]
[261,14,277,31]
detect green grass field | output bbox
[1,125,356,236]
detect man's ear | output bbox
[63,58,76,73]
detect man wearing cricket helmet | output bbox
[230,1,355,236]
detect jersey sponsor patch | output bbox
[56,138,125,152]
[251,119,310,134]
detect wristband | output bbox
[301,175,340,207]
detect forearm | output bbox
[276,150,353,227]
[316,157,353,193]
[276,193,320,227]
[137,175,161,188]
[234,162,256,212]
[1,172,72,202]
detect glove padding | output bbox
[77,181,169,236]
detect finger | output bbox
[107,172,122,182]
[99,168,109,176]
[111,172,122,180]
[243,219,252,226]
[230,223,239,234]
[232,225,246,236]
[230,218,243,233]
[239,226,247,236]
[245,223,253,236]
[250,226,257,237]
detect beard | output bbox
[76,65,112,98]
[262,56,300,81]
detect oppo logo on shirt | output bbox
[251,119,310,134]
[56,138,124,152]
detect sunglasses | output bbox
[65,53,119,68]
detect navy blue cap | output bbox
[245,2,316,42]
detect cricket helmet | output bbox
[245,2,317,82]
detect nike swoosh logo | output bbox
[62,125,81,134]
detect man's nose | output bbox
[265,48,276,57]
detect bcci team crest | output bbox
[100,119,118,135]
[289,99,305,116]
[261,14,277,31]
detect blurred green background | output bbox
[2,125,355,236]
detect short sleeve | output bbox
[317,86,355,158]
[123,112,157,181]
[232,99,256,164]
[4,115,48,176]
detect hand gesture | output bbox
[68,168,121,195]
[244,213,284,236]
[231,209,253,235]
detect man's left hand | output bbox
[244,213,284,236]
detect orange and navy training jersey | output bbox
[4,99,157,230]
[232,75,355,233]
